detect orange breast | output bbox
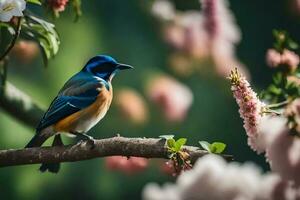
[54,85,113,133]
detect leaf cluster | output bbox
[261,72,300,103]
[199,141,226,154]
[273,30,298,53]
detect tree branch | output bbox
[0,82,233,168]
[0,82,44,127]
[0,136,233,167]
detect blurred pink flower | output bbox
[47,0,68,12]
[266,49,282,68]
[281,49,299,71]
[291,0,300,15]
[160,160,176,176]
[201,0,246,77]
[258,116,300,186]
[284,98,300,133]
[115,89,149,125]
[229,69,265,152]
[296,0,300,10]
[105,156,148,174]
[267,129,300,186]
[12,40,39,64]
[184,14,210,59]
[143,155,300,200]
[266,49,299,71]
[163,24,186,50]
[147,75,193,122]
[152,0,248,77]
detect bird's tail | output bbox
[25,127,63,173]
[25,127,53,148]
[39,163,60,173]
[39,134,63,173]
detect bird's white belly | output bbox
[74,106,109,133]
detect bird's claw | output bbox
[86,137,95,149]
[75,133,96,149]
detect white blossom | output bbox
[152,0,175,21]
[0,0,26,22]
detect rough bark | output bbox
[0,136,233,167]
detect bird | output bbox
[25,55,133,173]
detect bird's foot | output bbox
[73,132,96,149]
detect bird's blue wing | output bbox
[36,73,106,131]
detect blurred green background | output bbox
[0,0,300,199]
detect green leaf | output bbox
[273,73,283,86]
[167,138,176,148]
[71,0,82,21]
[0,22,15,34]
[176,138,187,146]
[22,15,60,67]
[268,84,282,95]
[199,141,211,152]
[0,61,7,96]
[174,138,187,151]
[287,38,299,50]
[210,142,227,154]
[159,135,174,140]
[26,0,42,5]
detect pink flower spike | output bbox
[229,68,265,153]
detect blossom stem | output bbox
[0,17,22,61]
[267,100,290,109]
[262,108,282,116]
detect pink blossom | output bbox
[115,89,149,125]
[152,0,248,77]
[257,116,300,186]
[291,0,300,15]
[163,24,186,50]
[266,128,300,186]
[143,155,300,200]
[105,156,148,174]
[12,40,39,64]
[284,98,300,133]
[229,69,265,152]
[266,49,282,68]
[266,48,299,71]
[281,49,300,71]
[159,160,177,176]
[47,0,68,12]
[147,75,193,122]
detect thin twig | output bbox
[0,17,22,61]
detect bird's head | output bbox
[82,55,133,81]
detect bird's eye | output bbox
[91,62,114,74]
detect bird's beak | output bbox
[117,63,134,70]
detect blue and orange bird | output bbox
[25,55,133,173]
